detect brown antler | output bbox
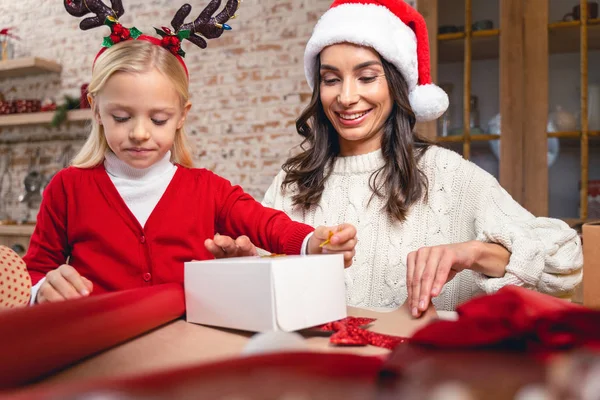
[170,0,240,49]
[64,0,125,30]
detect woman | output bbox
[262,0,582,317]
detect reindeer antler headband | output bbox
[64,0,241,77]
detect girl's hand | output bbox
[308,223,357,268]
[37,264,93,304]
[204,234,258,258]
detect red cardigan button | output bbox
[140,236,146,243]
[143,272,151,282]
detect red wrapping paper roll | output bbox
[9,352,384,399]
[0,283,185,388]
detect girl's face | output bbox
[319,43,393,156]
[90,68,191,169]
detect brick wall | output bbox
[0,0,415,222]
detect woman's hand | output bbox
[204,234,258,258]
[407,241,510,318]
[37,264,93,303]
[307,223,357,268]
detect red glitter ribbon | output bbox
[317,317,410,350]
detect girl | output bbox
[262,0,583,317]
[24,0,357,304]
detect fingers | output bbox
[311,225,358,267]
[213,234,238,254]
[417,247,442,314]
[329,223,357,245]
[330,248,355,268]
[431,255,453,297]
[37,283,64,304]
[82,277,94,293]
[407,246,460,318]
[314,224,357,252]
[346,249,356,268]
[410,247,429,318]
[60,264,91,296]
[204,238,226,258]
[406,250,416,315]
[235,235,257,256]
[205,234,236,258]
[204,235,258,258]
[37,265,91,303]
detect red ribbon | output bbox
[0,28,20,40]
[316,317,410,350]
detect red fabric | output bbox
[0,283,185,389]
[329,0,432,85]
[411,285,600,351]
[24,165,314,293]
[8,352,383,399]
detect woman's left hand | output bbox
[407,242,479,318]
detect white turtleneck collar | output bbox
[104,150,175,181]
[104,150,177,227]
[331,148,385,175]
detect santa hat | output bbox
[304,0,448,122]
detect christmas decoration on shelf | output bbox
[51,95,81,128]
[0,27,19,60]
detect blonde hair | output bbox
[72,40,194,168]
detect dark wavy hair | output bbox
[281,54,432,222]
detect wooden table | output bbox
[41,304,438,385]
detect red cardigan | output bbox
[24,165,314,294]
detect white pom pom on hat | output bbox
[304,0,449,122]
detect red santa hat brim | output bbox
[304,3,448,122]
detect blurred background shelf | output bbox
[438,19,600,63]
[0,57,62,78]
[0,109,92,127]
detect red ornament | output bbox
[160,35,182,55]
[109,33,121,44]
[317,317,410,350]
[108,23,131,44]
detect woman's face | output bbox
[319,43,393,156]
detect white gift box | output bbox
[184,254,347,332]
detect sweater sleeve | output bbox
[212,172,313,255]
[472,173,583,296]
[23,170,70,286]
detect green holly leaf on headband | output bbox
[154,27,167,37]
[177,30,191,40]
[130,27,142,39]
[177,48,186,58]
[102,36,114,48]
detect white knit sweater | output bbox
[262,146,583,311]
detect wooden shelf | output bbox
[549,19,600,54]
[434,134,499,153]
[434,134,500,143]
[0,57,62,78]
[0,109,92,127]
[552,135,600,149]
[547,130,600,138]
[438,30,500,63]
[438,19,600,63]
[0,224,35,236]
